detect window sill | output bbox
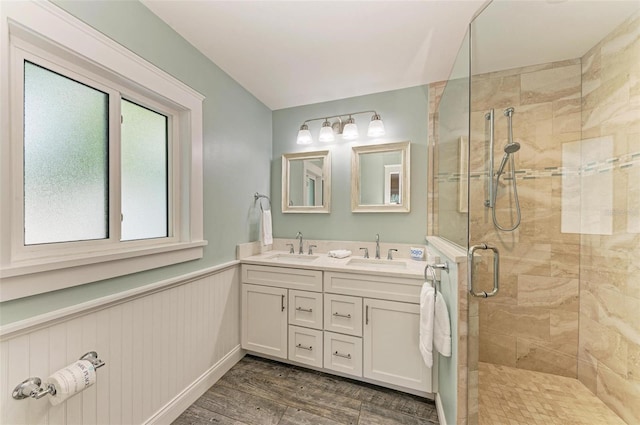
[0,240,208,302]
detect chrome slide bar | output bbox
[484,109,495,208]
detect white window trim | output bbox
[0,1,207,302]
[13,46,183,259]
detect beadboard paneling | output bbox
[0,265,241,425]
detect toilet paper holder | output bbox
[12,351,105,400]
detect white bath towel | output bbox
[434,290,452,357]
[261,210,273,246]
[328,249,352,258]
[419,282,435,368]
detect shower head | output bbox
[503,141,521,154]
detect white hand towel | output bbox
[419,282,435,368]
[434,291,451,357]
[328,250,352,258]
[261,210,273,246]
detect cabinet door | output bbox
[363,298,432,392]
[241,284,288,359]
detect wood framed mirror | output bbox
[351,141,410,213]
[282,150,331,213]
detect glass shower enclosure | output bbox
[432,2,640,424]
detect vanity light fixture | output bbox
[295,110,385,144]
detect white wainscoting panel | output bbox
[0,264,241,424]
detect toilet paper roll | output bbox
[46,360,96,405]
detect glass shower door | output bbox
[466,2,640,424]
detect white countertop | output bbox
[241,250,427,280]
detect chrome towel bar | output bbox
[425,260,449,302]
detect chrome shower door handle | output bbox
[468,243,500,298]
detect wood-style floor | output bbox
[173,355,440,425]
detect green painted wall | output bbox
[0,0,272,325]
[271,86,429,244]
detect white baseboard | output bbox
[144,345,245,425]
[436,392,447,425]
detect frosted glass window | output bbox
[121,99,168,241]
[23,61,108,245]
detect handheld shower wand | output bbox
[496,140,521,177]
[490,107,521,231]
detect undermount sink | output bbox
[346,258,408,269]
[267,253,320,262]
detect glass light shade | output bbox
[367,115,385,137]
[342,117,359,140]
[318,120,334,142]
[296,124,312,145]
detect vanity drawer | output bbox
[324,294,362,337]
[324,271,422,303]
[242,264,323,292]
[323,331,362,377]
[289,290,323,330]
[288,326,323,368]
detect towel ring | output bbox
[254,192,271,212]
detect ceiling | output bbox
[141,0,485,110]
[141,0,640,111]
[471,0,640,77]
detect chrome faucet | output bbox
[375,234,381,259]
[296,231,303,255]
[387,249,398,260]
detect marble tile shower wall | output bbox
[467,57,584,379]
[577,11,639,425]
[427,81,447,239]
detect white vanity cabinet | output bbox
[324,271,434,393]
[241,264,323,363]
[241,262,434,396]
